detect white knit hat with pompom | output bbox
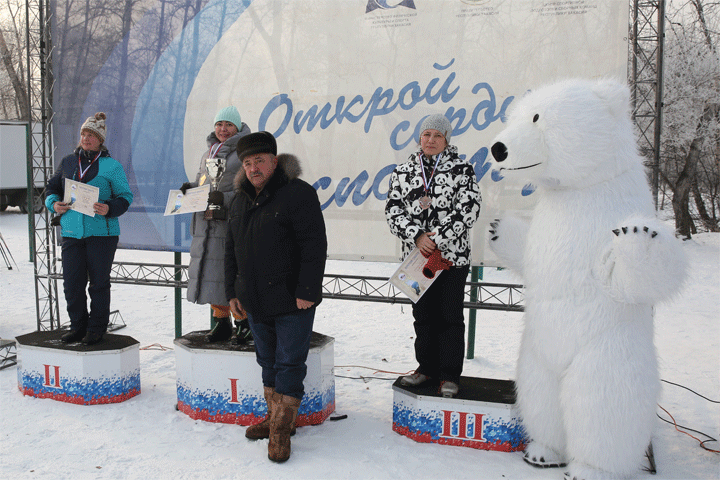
[81,112,107,143]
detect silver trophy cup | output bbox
[204,157,226,219]
[206,157,226,193]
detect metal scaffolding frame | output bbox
[629,0,666,208]
[26,0,60,331]
[27,0,664,331]
[44,266,524,311]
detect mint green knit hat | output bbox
[214,106,242,130]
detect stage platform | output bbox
[392,376,526,452]
[175,330,335,427]
[15,330,140,405]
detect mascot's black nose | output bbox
[491,142,508,162]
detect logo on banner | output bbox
[366,0,416,13]
[43,364,62,389]
[440,409,486,441]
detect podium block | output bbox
[16,330,140,405]
[175,331,335,427]
[393,377,526,452]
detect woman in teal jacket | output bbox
[45,112,133,345]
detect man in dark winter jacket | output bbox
[225,131,327,463]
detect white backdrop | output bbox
[184,0,629,263]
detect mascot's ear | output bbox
[592,79,630,120]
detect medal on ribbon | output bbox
[418,153,441,211]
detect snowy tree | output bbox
[661,0,720,237]
[0,0,29,120]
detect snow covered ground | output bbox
[0,209,718,479]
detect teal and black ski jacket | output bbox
[45,147,133,239]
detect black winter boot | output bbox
[61,329,86,343]
[205,317,232,342]
[231,318,254,345]
[81,331,104,346]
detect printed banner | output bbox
[51,0,628,262]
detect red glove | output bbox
[422,249,453,279]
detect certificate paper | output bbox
[63,178,99,217]
[389,247,439,303]
[163,184,210,216]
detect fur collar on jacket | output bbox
[233,153,303,193]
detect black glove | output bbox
[180,182,193,195]
[208,190,224,207]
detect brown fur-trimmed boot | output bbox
[245,387,275,439]
[245,387,297,440]
[268,394,302,463]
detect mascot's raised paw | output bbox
[486,215,529,275]
[598,216,688,304]
[611,225,656,238]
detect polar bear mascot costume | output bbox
[487,78,687,480]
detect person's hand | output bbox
[53,202,70,214]
[180,182,193,195]
[297,298,315,310]
[415,232,437,257]
[229,298,245,318]
[93,202,109,216]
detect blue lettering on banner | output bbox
[260,59,516,209]
[314,164,396,211]
[465,148,492,183]
[313,150,494,211]
[259,59,465,138]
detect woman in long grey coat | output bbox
[181,106,252,343]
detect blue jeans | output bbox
[247,308,315,400]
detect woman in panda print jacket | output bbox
[385,114,481,398]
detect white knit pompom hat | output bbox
[81,112,107,143]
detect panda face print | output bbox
[387,205,404,216]
[435,174,449,186]
[409,176,424,189]
[438,185,454,199]
[436,161,454,172]
[388,190,402,200]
